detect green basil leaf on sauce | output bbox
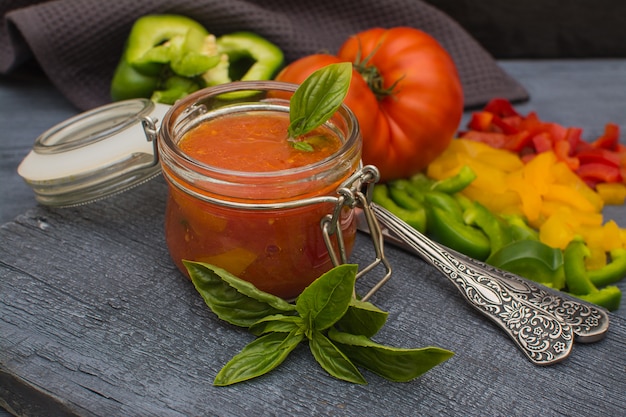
[295,263,357,332]
[288,62,352,139]
[185,260,296,328]
[328,328,455,383]
[214,330,304,386]
[309,330,366,385]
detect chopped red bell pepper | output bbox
[461,98,625,190]
[592,123,620,150]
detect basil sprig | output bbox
[287,62,352,151]
[185,261,454,386]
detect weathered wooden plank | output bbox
[1,174,625,416]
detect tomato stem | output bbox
[352,40,401,100]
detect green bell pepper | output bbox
[111,14,284,104]
[203,31,284,86]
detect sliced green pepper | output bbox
[372,184,427,233]
[388,180,425,209]
[563,237,622,311]
[424,191,491,261]
[487,240,565,289]
[588,248,626,287]
[564,237,598,295]
[502,214,539,242]
[575,286,621,312]
[430,165,477,194]
[463,201,513,257]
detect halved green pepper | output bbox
[111,15,284,104]
[203,31,284,86]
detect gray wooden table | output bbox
[1,60,626,417]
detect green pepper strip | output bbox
[563,237,622,311]
[502,214,539,241]
[430,165,477,194]
[424,191,491,261]
[588,248,626,287]
[487,240,565,289]
[463,201,513,257]
[388,180,425,209]
[372,185,427,233]
[575,286,622,312]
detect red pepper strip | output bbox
[483,97,520,117]
[532,132,552,153]
[467,111,494,131]
[577,148,622,167]
[460,131,508,148]
[564,127,583,150]
[501,131,532,152]
[592,123,620,150]
[577,163,622,184]
[491,115,520,135]
[553,140,580,171]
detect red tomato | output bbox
[276,27,464,181]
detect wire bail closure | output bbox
[321,164,392,301]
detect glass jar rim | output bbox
[157,80,361,182]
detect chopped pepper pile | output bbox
[375,137,625,310]
[460,98,626,192]
[111,14,284,104]
[372,161,626,310]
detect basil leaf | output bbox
[335,299,389,338]
[328,328,454,382]
[185,261,296,328]
[296,264,358,332]
[309,330,366,385]
[288,62,352,138]
[214,330,304,386]
[249,314,304,336]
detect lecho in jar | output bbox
[158,81,362,299]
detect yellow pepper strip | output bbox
[539,215,576,250]
[596,182,626,205]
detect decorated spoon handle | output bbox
[372,203,574,365]
[449,250,609,343]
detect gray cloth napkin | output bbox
[0,0,528,111]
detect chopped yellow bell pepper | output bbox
[596,182,626,205]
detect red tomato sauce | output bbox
[178,111,342,171]
[164,110,356,299]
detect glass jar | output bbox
[157,81,363,299]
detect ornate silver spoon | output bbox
[367,203,588,365]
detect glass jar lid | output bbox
[17,99,170,207]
